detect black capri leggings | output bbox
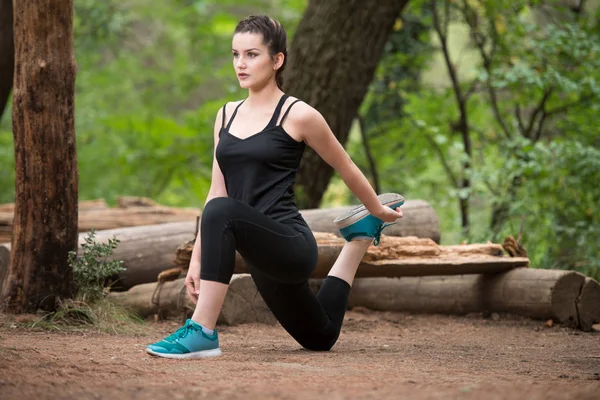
[200,197,351,351]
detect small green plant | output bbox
[14,230,145,334]
[67,229,125,303]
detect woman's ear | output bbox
[273,53,285,70]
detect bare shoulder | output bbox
[284,98,325,126]
[219,99,245,126]
[222,99,244,113]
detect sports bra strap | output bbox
[278,99,302,126]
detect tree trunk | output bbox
[284,0,410,208]
[1,1,78,313]
[0,0,13,123]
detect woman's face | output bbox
[232,32,281,90]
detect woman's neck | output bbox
[246,81,284,109]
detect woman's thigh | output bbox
[201,197,317,283]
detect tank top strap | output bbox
[278,99,302,126]
[265,94,290,128]
[225,100,245,131]
[221,103,227,130]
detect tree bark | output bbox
[0,0,13,123]
[284,0,410,208]
[1,0,78,312]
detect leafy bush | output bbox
[67,229,125,302]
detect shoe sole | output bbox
[146,347,222,359]
[333,193,404,229]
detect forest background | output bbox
[0,0,598,280]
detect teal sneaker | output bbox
[146,319,221,359]
[334,193,404,246]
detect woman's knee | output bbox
[201,197,239,228]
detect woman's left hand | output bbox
[371,205,404,223]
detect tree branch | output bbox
[515,104,526,135]
[533,109,548,142]
[460,0,512,139]
[464,80,480,101]
[525,89,552,139]
[424,133,459,189]
[432,0,464,105]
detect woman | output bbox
[146,15,404,359]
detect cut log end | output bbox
[550,271,587,328]
[578,277,600,332]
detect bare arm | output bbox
[190,106,229,264]
[284,102,402,222]
[186,106,229,300]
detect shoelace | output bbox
[165,320,198,342]
[373,222,396,246]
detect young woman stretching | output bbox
[146,15,404,358]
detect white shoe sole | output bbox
[333,193,404,229]
[146,347,222,359]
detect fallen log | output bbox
[110,268,599,331]
[577,277,600,332]
[109,274,277,325]
[85,222,197,290]
[301,199,440,243]
[0,200,200,244]
[1,226,525,294]
[0,198,440,245]
[175,234,529,279]
[0,221,197,291]
[0,198,109,213]
[347,268,598,329]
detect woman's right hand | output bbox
[184,261,201,304]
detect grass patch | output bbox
[21,298,148,336]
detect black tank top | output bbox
[215,94,306,224]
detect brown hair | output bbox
[234,15,288,90]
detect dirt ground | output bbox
[1,309,599,400]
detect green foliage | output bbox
[506,139,600,279]
[67,230,125,303]
[346,0,599,277]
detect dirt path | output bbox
[1,310,599,400]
